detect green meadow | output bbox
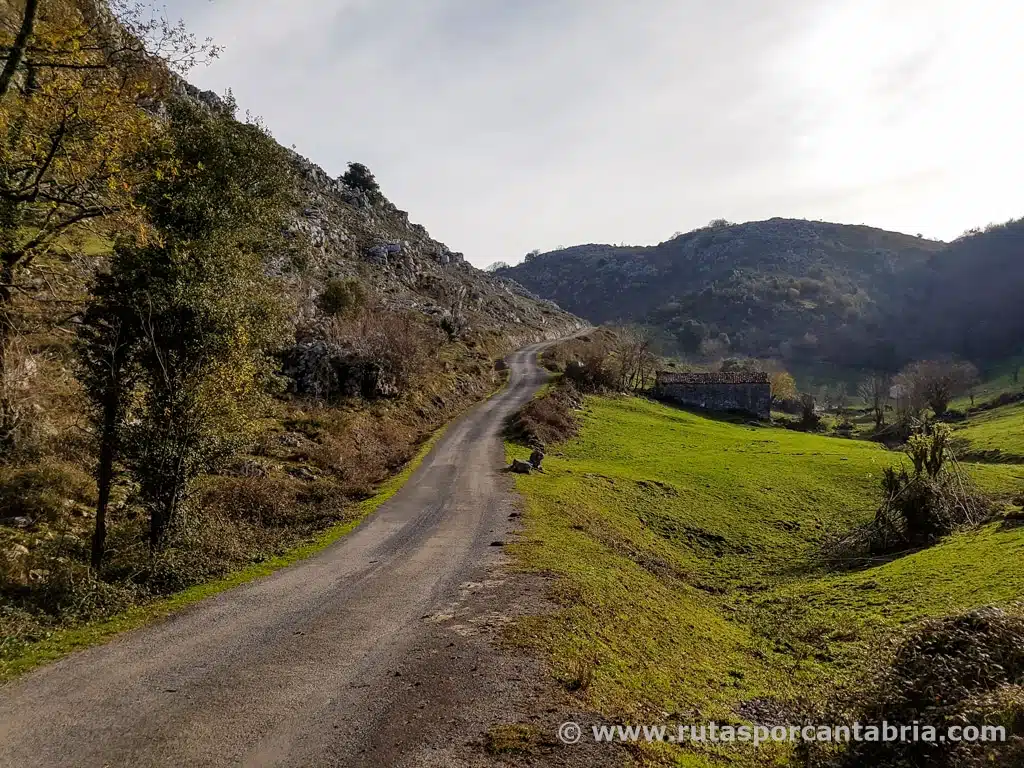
[954,400,1024,459]
[507,396,1024,767]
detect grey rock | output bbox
[510,459,533,474]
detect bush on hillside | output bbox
[564,355,617,393]
[823,606,1024,768]
[341,162,381,201]
[317,277,367,317]
[284,311,441,402]
[0,460,94,525]
[506,382,582,448]
[825,425,990,561]
[798,394,824,432]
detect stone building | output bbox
[653,370,771,419]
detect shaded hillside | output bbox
[895,218,1024,366]
[497,219,944,365]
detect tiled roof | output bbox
[656,370,770,385]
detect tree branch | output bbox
[0,0,40,99]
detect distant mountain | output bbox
[497,218,947,367]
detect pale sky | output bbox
[161,0,1024,267]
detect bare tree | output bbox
[817,383,849,415]
[611,325,657,392]
[896,359,980,417]
[858,372,892,429]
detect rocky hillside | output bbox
[280,151,580,346]
[0,0,583,660]
[176,86,579,348]
[497,219,948,367]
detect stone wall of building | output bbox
[654,372,771,419]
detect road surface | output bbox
[0,340,558,767]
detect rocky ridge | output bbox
[175,63,584,350]
[280,151,581,343]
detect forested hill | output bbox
[894,218,1024,365]
[497,218,946,365]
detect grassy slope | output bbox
[508,397,1024,767]
[954,400,1024,459]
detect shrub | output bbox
[834,418,854,436]
[201,476,300,528]
[830,607,1024,768]
[507,383,581,448]
[826,425,990,560]
[775,397,803,415]
[0,459,94,525]
[564,354,617,393]
[317,277,367,317]
[798,394,823,432]
[285,311,440,402]
[29,559,140,622]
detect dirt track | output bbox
[0,340,622,768]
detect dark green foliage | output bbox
[76,97,293,555]
[341,162,381,200]
[75,287,138,566]
[497,219,944,368]
[498,217,1024,373]
[896,218,1024,365]
[140,99,296,252]
[317,277,366,317]
[115,238,288,549]
[720,357,761,374]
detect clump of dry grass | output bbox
[506,382,582,448]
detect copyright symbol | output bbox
[558,721,583,745]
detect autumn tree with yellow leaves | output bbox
[0,0,215,451]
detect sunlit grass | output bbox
[508,396,1024,766]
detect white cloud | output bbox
[163,0,1024,264]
